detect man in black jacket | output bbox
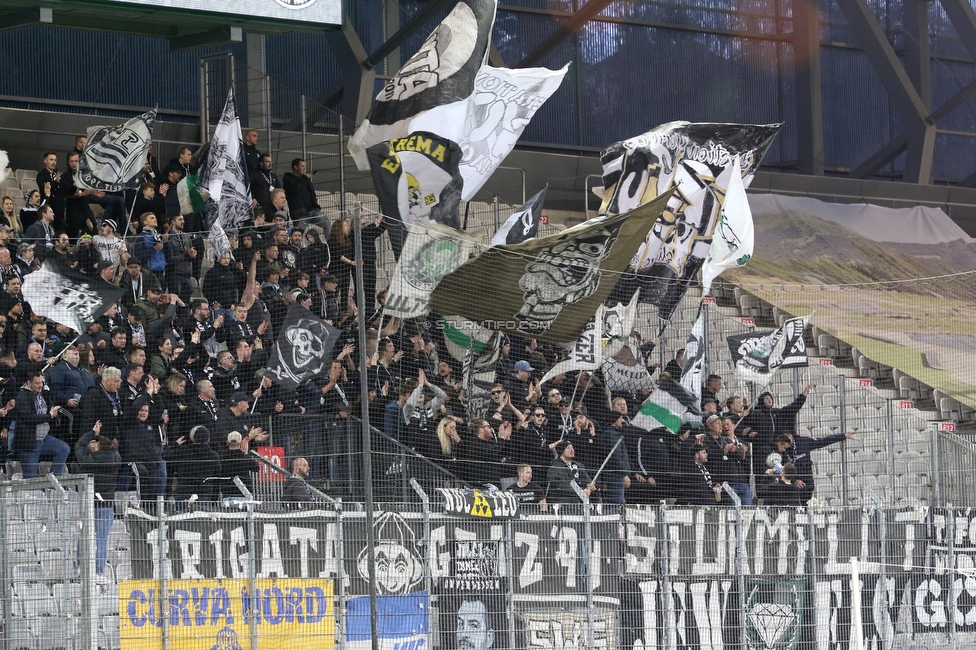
[741,383,815,458]
[79,366,125,441]
[545,440,595,503]
[250,154,279,217]
[282,158,321,220]
[282,457,314,509]
[12,371,67,478]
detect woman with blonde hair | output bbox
[436,416,463,460]
[327,217,354,305]
[0,196,22,236]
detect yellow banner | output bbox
[119,579,334,650]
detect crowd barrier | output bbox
[3,473,975,650]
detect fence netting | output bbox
[5,475,976,649]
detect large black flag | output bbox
[22,260,124,334]
[265,303,341,390]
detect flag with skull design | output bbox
[429,191,672,344]
[265,303,341,390]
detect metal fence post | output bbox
[199,59,209,144]
[301,94,308,164]
[570,481,596,649]
[339,118,346,215]
[839,379,849,505]
[234,478,260,650]
[76,476,97,650]
[886,399,895,509]
[0,483,9,650]
[409,479,435,601]
[156,495,169,650]
[334,498,347,650]
[722,482,747,650]
[661,502,675,650]
[931,423,942,505]
[947,502,956,650]
[265,74,273,161]
[492,194,499,233]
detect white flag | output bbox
[76,110,156,192]
[384,220,480,319]
[680,309,706,405]
[701,158,754,294]
[200,88,251,229]
[540,314,602,385]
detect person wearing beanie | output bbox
[92,218,128,275]
[545,439,595,504]
[164,424,222,502]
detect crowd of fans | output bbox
[0,132,857,576]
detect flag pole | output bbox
[590,436,624,485]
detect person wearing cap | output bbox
[740,383,815,457]
[545,440,595,504]
[93,219,129,274]
[119,257,162,309]
[319,274,341,323]
[214,391,266,440]
[678,443,718,505]
[164,424,222,502]
[504,359,542,412]
[217,428,265,498]
[0,225,17,263]
[96,259,117,285]
[15,242,36,276]
[127,306,148,348]
[75,231,101,276]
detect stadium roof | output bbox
[0,0,341,51]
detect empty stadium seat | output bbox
[53,583,82,617]
[17,582,57,618]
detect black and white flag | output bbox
[491,185,546,246]
[75,110,156,192]
[729,313,811,385]
[199,88,251,230]
[367,132,465,258]
[598,122,781,322]
[22,260,124,334]
[430,192,669,343]
[265,303,341,390]
[347,0,498,168]
[680,308,706,405]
